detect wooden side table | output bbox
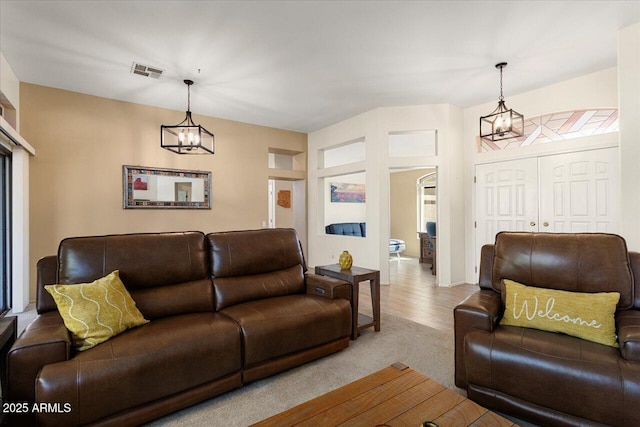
[0,316,17,397]
[314,264,380,340]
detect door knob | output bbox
[543,222,549,227]
[530,221,536,227]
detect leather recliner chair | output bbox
[455,232,640,426]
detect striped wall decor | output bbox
[477,109,619,153]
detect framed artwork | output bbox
[277,190,291,208]
[330,183,366,203]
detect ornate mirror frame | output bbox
[123,165,211,209]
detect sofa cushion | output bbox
[214,265,305,311]
[36,313,242,425]
[129,279,214,320]
[221,294,351,367]
[492,232,634,309]
[52,232,213,318]
[58,232,209,287]
[500,279,620,347]
[45,270,149,351]
[464,327,640,426]
[208,228,306,278]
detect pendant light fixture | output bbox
[161,79,214,154]
[479,62,524,141]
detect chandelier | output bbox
[161,79,214,154]
[479,62,524,141]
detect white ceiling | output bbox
[1,1,639,133]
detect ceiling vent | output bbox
[131,62,164,79]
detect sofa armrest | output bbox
[617,310,640,362]
[7,311,71,402]
[36,255,58,314]
[305,273,351,301]
[454,289,502,388]
[478,244,495,290]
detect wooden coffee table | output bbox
[251,363,516,427]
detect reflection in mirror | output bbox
[123,165,211,209]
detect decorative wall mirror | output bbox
[123,165,211,209]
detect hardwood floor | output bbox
[358,256,479,332]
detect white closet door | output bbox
[475,158,539,271]
[538,147,619,233]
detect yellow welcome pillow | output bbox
[500,279,620,347]
[45,270,149,351]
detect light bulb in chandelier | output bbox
[495,116,504,134]
[494,115,512,135]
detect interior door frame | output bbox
[387,166,437,276]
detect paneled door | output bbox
[538,148,619,233]
[475,158,538,273]
[474,147,620,274]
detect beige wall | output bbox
[390,169,434,257]
[619,23,640,251]
[21,83,306,300]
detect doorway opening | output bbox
[268,178,307,250]
[268,179,295,229]
[388,167,437,286]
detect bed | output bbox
[389,238,406,259]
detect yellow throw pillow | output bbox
[45,270,149,351]
[500,279,620,347]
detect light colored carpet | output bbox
[147,313,461,426]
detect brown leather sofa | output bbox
[455,232,640,426]
[7,228,352,426]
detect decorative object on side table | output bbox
[338,250,353,270]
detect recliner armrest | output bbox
[36,255,58,314]
[305,273,351,301]
[454,289,502,388]
[617,310,640,362]
[478,244,495,290]
[455,289,503,331]
[7,311,71,402]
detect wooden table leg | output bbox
[370,273,380,332]
[351,278,359,340]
